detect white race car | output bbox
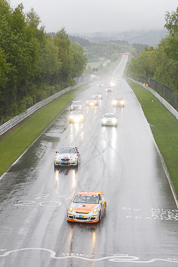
[70,101,82,111]
[112,98,125,107]
[69,111,84,123]
[54,146,80,167]
[101,113,118,127]
[67,191,106,223]
[93,93,103,100]
[105,87,113,92]
[86,97,98,106]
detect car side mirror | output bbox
[99,200,103,204]
[71,199,74,202]
[56,151,58,153]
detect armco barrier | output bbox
[0,78,90,136]
[130,78,178,119]
[131,75,178,111]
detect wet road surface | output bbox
[0,55,178,267]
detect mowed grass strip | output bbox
[127,80,178,198]
[0,85,89,177]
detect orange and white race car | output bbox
[67,191,106,223]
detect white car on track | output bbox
[101,113,118,127]
[54,146,80,167]
[70,101,82,111]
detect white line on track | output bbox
[0,248,178,264]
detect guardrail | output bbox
[130,78,178,119]
[0,77,90,136]
[131,75,178,111]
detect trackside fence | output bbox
[132,75,178,111]
[0,76,90,136]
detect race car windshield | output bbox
[74,195,99,204]
[59,148,76,154]
[72,101,80,105]
[72,111,82,115]
[104,114,115,118]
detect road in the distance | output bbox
[0,55,178,267]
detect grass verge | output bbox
[127,79,178,199]
[0,84,89,177]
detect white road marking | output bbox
[39,201,61,207]
[0,248,177,263]
[34,194,50,199]
[123,207,178,221]
[14,201,35,207]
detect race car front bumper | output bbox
[54,159,78,166]
[102,120,117,126]
[67,212,100,223]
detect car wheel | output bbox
[99,211,101,222]
[54,164,57,171]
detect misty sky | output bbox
[9,0,178,34]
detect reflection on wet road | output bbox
[0,55,178,267]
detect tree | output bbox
[128,47,156,78]
[37,35,62,84]
[164,7,178,61]
[165,7,178,36]
[69,43,87,78]
[53,28,72,83]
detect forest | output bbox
[0,0,87,123]
[127,8,178,92]
[1,0,177,124]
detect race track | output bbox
[0,55,178,267]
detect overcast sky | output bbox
[9,0,178,34]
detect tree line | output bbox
[0,1,87,123]
[127,8,178,92]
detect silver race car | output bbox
[69,111,84,123]
[54,146,80,167]
[86,97,98,106]
[101,113,118,127]
[105,87,113,92]
[70,101,83,111]
[112,98,125,107]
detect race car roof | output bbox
[78,191,104,196]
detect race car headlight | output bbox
[74,117,80,122]
[120,100,125,105]
[112,119,117,123]
[70,115,73,119]
[102,119,106,123]
[69,207,73,212]
[112,100,117,104]
[80,115,84,119]
[93,208,98,213]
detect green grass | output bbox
[0,85,89,176]
[127,79,178,198]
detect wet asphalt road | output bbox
[0,55,178,267]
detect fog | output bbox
[9,0,178,34]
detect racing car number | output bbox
[79,215,85,218]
